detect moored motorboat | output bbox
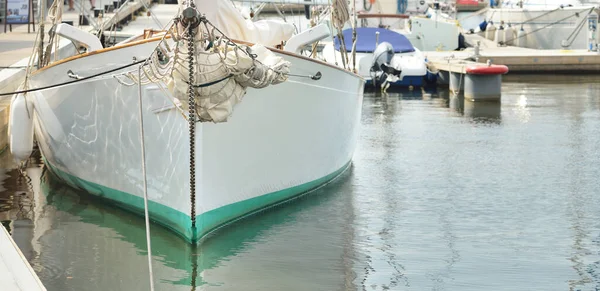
[322,26,429,89]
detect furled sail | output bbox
[168,39,290,123]
[147,1,295,123]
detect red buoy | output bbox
[465,65,509,75]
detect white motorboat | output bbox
[321,26,431,89]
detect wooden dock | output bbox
[0,225,46,291]
[426,57,477,74]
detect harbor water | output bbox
[1,74,600,290]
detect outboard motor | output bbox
[370,42,402,87]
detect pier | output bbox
[0,223,46,291]
[426,56,509,101]
[429,34,600,73]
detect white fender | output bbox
[9,93,34,163]
[504,25,515,46]
[516,27,527,47]
[485,22,496,41]
[494,26,505,44]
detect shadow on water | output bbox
[0,151,37,242]
[365,86,439,101]
[0,168,35,228]
[38,161,355,289]
[464,100,501,124]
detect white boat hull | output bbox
[27,38,364,243]
[481,6,598,49]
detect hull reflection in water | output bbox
[37,164,356,290]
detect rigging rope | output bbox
[517,6,563,26]
[0,59,147,96]
[332,0,350,69]
[562,8,594,47]
[498,7,593,46]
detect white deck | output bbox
[0,225,46,291]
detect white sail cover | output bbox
[186,0,296,47]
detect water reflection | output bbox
[512,94,531,123]
[33,161,356,290]
[464,100,502,124]
[449,95,464,115]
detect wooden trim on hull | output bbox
[33,33,364,80]
[32,34,170,75]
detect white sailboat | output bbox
[8,0,364,244]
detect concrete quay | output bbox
[0,224,46,291]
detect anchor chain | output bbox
[187,26,197,230]
[180,4,200,232]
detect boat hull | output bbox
[477,6,599,49]
[28,38,364,243]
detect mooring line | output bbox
[137,65,155,291]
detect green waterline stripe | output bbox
[43,159,195,241]
[194,161,352,243]
[43,157,351,244]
